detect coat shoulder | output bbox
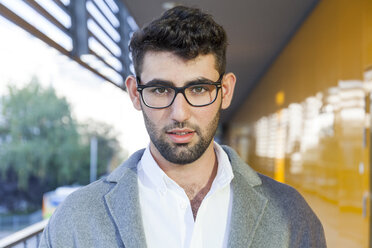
[257,173,309,208]
[255,173,327,247]
[57,178,113,214]
[38,179,112,247]
[39,151,145,248]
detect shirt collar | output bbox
[138,142,234,193]
[137,145,169,194]
[211,142,234,191]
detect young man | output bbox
[39,6,326,248]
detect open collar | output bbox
[103,146,268,248]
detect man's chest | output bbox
[138,181,232,248]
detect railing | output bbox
[0,219,48,248]
[0,210,42,232]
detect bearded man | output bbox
[39,5,326,248]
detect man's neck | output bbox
[184,158,218,219]
[149,141,218,219]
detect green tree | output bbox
[0,78,123,212]
[77,120,126,180]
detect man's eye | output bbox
[190,85,208,93]
[151,87,169,94]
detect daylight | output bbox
[0,15,148,155]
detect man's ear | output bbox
[221,72,236,109]
[125,75,142,111]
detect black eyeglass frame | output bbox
[136,74,224,109]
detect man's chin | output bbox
[164,151,201,165]
[156,142,201,164]
[174,142,191,147]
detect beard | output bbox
[142,108,220,165]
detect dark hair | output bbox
[129,5,227,76]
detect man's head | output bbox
[129,5,227,77]
[126,6,235,165]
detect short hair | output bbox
[129,5,227,77]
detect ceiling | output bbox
[122,0,319,125]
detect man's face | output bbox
[142,101,220,164]
[126,51,236,165]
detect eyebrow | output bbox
[142,77,216,87]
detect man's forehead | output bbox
[140,51,219,81]
[141,51,217,66]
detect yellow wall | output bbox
[233,0,372,125]
[228,0,372,247]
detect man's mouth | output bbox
[166,129,195,143]
[168,131,193,135]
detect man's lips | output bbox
[166,129,195,143]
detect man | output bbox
[39,5,326,248]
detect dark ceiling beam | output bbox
[70,0,89,57]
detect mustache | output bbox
[163,121,200,133]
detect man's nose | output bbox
[169,92,191,122]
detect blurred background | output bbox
[1,0,372,247]
[0,0,148,243]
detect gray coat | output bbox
[39,146,326,248]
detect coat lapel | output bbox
[102,146,268,248]
[222,146,268,248]
[104,150,147,248]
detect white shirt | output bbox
[137,142,234,248]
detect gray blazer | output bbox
[39,146,326,248]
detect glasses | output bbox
[136,74,224,109]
